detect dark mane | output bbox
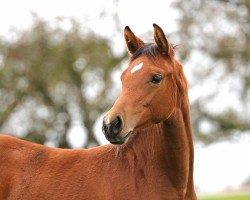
[130,43,159,62]
[130,43,176,62]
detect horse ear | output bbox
[124,26,144,55]
[153,23,172,56]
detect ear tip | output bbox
[153,23,166,35]
[153,23,159,28]
[124,26,131,31]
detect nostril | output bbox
[113,116,122,135]
[102,116,123,140]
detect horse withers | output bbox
[0,24,197,200]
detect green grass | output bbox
[199,193,250,200]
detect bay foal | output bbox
[0,24,196,199]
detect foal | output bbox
[0,24,196,200]
[102,24,197,199]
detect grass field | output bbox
[199,193,250,200]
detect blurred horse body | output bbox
[0,24,196,200]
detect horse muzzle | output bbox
[102,116,131,144]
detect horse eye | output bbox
[151,74,163,84]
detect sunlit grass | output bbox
[199,193,250,200]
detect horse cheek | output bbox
[150,87,175,123]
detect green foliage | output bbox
[199,193,250,200]
[1,0,250,147]
[0,18,127,148]
[173,0,250,144]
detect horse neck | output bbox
[125,90,195,197]
[162,95,195,196]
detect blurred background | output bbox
[0,0,249,198]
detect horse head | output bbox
[102,24,180,144]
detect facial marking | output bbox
[131,62,143,74]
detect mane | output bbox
[130,43,160,61]
[130,43,177,62]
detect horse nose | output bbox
[102,116,122,137]
[102,116,123,143]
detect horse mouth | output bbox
[110,131,132,145]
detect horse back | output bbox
[0,135,50,199]
[0,134,115,200]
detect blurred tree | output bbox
[173,0,250,144]
[1,0,249,147]
[0,17,126,148]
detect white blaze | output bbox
[131,62,143,74]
